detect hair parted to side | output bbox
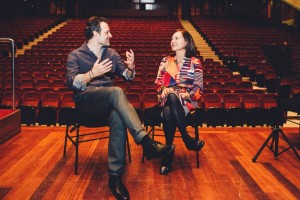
[84,16,108,40]
[174,29,197,58]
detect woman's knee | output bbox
[167,93,179,105]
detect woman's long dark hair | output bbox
[173,29,197,58]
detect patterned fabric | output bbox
[155,56,203,115]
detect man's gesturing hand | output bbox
[91,58,113,77]
[124,49,135,69]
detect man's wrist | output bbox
[127,66,135,71]
[90,69,95,77]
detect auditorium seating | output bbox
[191,16,300,92]
[1,16,298,128]
[0,16,63,51]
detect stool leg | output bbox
[63,124,69,157]
[75,126,79,175]
[194,124,200,168]
[126,133,131,162]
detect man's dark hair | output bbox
[84,16,108,40]
[174,29,197,57]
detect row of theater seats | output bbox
[0,88,285,128]
[143,92,286,128]
[191,16,300,92]
[0,16,63,50]
[199,92,285,127]
[191,17,300,62]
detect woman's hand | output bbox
[91,58,112,77]
[161,87,174,98]
[124,49,135,70]
[180,92,190,100]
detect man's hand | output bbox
[91,58,112,77]
[124,49,135,70]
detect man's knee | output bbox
[111,86,126,98]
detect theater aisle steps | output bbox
[16,21,69,57]
[179,20,222,64]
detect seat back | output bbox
[216,74,230,84]
[242,93,264,126]
[143,93,159,109]
[61,92,75,108]
[21,91,41,107]
[223,93,242,109]
[127,93,142,110]
[58,92,75,125]
[202,93,225,127]
[207,81,223,93]
[19,79,35,90]
[51,79,66,91]
[261,93,284,126]
[0,90,22,108]
[203,93,223,109]
[224,81,239,91]
[35,79,51,90]
[239,81,253,92]
[215,89,231,97]
[242,93,261,109]
[203,74,216,85]
[260,93,277,109]
[291,82,300,98]
[41,91,61,108]
[223,93,244,127]
[21,91,41,125]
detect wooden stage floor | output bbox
[0,126,299,200]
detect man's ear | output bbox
[92,30,99,37]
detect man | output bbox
[66,16,174,200]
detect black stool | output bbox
[63,110,132,174]
[143,105,202,167]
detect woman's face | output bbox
[170,31,186,52]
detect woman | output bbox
[155,29,205,175]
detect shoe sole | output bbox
[187,141,205,151]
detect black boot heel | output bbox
[159,145,175,175]
[185,139,205,151]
